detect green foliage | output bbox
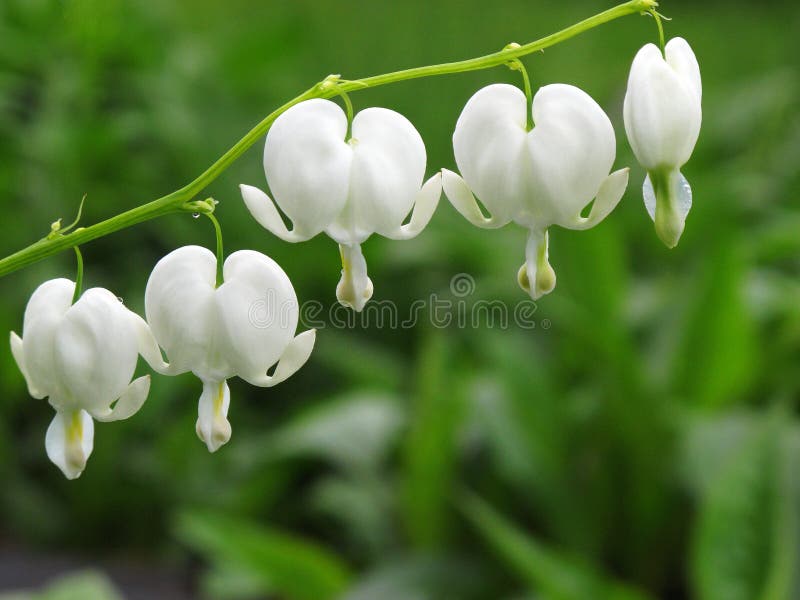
[460,491,654,600]
[1,0,799,598]
[0,572,121,600]
[401,331,466,548]
[692,413,800,600]
[175,510,352,600]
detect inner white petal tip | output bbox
[336,244,373,312]
[197,380,232,453]
[45,410,94,480]
[196,415,232,453]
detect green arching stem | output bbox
[206,212,225,288]
[338,89,355,141]
[650,9,666,55]
[519,62,534,130]
[0,0,658,280]
[506,55,534,130]
[71,246,83,304]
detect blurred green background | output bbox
[1,0,799,598]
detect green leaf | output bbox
[460,492,654,600]
[679,410,761,496]
[175,510,352,600]
[692,415,799,600]
[401,331,465,548]
[230,392,405,476]
[310,475,394,557]
[270,392,405,473]
[670,241,756,408]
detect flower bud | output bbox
[623,37,701,247]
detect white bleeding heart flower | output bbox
[240,99,441,311]
[144,246,315,452]
[623,37,701,248]
[442,83,629,299]
[10,279,159,479]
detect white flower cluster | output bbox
[11,249,315,478]
[10,38,700,479]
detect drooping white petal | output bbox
[335,244,373,312]
[245,329,317,387]
[21,278,75,398]
[665,37,701,100]
[214,250,299,382]
[196,379,231,453]
[521,84,617,227]
[45,409,94,480]
[441,169,508,229]
[52,288,139,415]
[566,168,630,231]
[92,375,150,422]
[127,312,178,375]
[384,172,442,240]
[10,331,44,399]
[145,246,220,378]
[240,184,312,242]
[346,107,427,239]
[264,99,352,238]
[452,84,528,225]
[623,42,701,170]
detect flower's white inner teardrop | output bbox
[336,243,373,312]
[196,379,231,453]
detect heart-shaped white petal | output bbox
[52,288,140,415]
[326,107,426,243]
[623,40,702,171]
[452,84,528,226]
[264,99,352,238]
[215,250,299,382]
[523,84,617,227]
[20,278,75,399]
[145,245,220,378]
[452,83,617,230]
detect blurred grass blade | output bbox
[459,492,654,600]
[310,475,394,557]
[679,410,760,496]
[692,414,799,600]
[175,510,352,600]
[670,241,756,408]
[401,331,464,548]
[269,392,405,473]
